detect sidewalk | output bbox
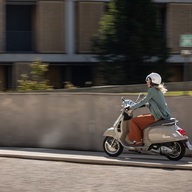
[0,147,192,170]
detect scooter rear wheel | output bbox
[103,136,123,157]
[165,141,186,161]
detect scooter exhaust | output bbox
[160,146,173,155]
[150,146,172,155]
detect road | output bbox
[0,157,191,192]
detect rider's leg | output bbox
[128,114,155,143]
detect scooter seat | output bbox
[147,118,177,127]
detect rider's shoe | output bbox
[129,141,144,147]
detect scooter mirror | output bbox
[135,93,145,102]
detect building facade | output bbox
[0,0,191,90]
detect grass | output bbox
[121,91,192,96]
[165,91,192,96]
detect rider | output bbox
[127,72,171,146]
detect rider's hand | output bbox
[125,106,132,115]
[127,109,133,116]
[125,106,130,111]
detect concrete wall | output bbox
[0,92,191,155]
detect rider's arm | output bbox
[131,89,153,111]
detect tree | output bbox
[17,60,53,91]
[92,0,170,85]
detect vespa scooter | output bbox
[103,94,192,161]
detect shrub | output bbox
[17,60,53,91]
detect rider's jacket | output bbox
[131,87,171,121]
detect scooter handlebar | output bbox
[121,97,125,101]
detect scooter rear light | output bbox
[177,128,186,136]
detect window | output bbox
[156,4,167,38]
[6,5,35,52]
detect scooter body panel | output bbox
[143,124,188,144]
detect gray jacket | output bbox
[131,87,171,120]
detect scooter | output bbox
[103,94,192,161]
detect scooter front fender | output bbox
[103,127,117,139]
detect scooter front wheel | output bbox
[103,136,123,157]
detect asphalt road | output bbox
[0,157,192,192]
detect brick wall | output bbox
[37,0,65,53]
[76,2,105,53]
[167,3,192,53]
[12,62,31,88]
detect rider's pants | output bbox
[128,114,156,142]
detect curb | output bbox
[0,148,192,170]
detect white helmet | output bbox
[146,72,162,85]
